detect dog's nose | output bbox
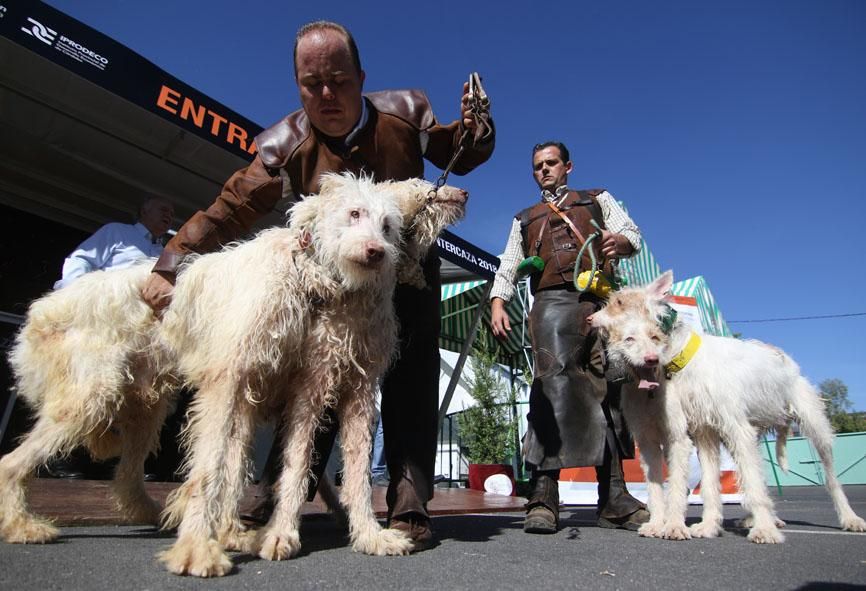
[459,189,469,202]
[365,243,385,264]
[586,314,594,325]
[644,353,659,366]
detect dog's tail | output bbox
[789,376,838,461]
[774,422,790,474]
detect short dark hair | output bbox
[532,141,570,164]
[293,21,362,80]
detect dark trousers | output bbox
[381,273,441,519]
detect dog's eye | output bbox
[651,335,661,343]
[625,336,636,343]
[350,210,360,219]
[383,224,390,234]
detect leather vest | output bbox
[518,189,609,293]
[255,90,436,194]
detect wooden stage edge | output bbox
[26,478,528,527]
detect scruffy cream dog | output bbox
[589,271,866,544]
[0,174,467,577]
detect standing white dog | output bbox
[588,271,866,544]
[0,174,467,577]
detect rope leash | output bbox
[574,219,603,293]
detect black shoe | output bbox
[38,458,85,479]
[524,505,558,534]
[598,508,651,531]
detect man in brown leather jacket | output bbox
[141,20,494,551]
[489,142,647,534]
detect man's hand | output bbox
[141,271,175,315]
[600,230,634,258]
[490,297,511,340]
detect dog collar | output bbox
[664,331,702,376]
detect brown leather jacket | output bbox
[518,189,611,294]
[154,89,495,275]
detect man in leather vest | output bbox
[141,20,495,551]
[490,142,647,534]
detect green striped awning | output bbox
[439,280,530,365]
[616,201,662,288]
[618,236,663,288]
[440,280,486,301]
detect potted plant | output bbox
[457,333,519,495]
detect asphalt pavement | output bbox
[1,486,864,591]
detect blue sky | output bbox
[44,0,866,410]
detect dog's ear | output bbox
[378,182,414,223]
[317,172,353,198]
[289,196,322,240]
[649,270,674,300]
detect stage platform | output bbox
[26,478,527,526]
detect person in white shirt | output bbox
[55,197,174,289]
[489,141,649,534]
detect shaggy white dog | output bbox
[0,174,467,576]
[588,271,866,544]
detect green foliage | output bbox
[820,378,866,434]
[456,334,518,464]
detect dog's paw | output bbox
[738,514,786,529]
[352,527,413,556]
[219,524,257,553]
[256,529,301,561]
[158,536,233,577]
[637,521,665,538]
[1,515,59,544]
[662,522,692,541]
[841,515,866,532]
[747,525,784,544]
[689,521,722,538]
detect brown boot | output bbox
[239,491,274,525]
[389,512,436,552]
[524,473,560,534]
[524,504,558,534]
[598,508,650,531]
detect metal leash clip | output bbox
[427,72,493,204]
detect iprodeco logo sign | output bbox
[21,17,56,44]
[18,14,109,70]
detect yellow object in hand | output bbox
[575,270,613,297]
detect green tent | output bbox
[440,279,531,368]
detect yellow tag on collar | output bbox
[664,331,702,374]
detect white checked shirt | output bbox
[490,186,642,302]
